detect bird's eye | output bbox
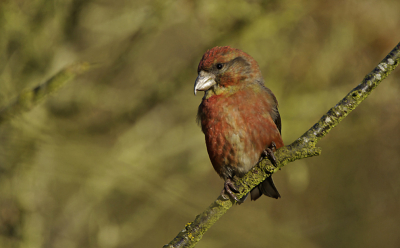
[216,63,224,70]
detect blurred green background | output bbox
[1,0,400,247]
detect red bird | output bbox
[194,46,284,202]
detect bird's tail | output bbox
[250,176,281,200]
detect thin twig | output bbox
[0,62,93,125]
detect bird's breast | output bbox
[198,91,283,180]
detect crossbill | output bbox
[194,46,283,202]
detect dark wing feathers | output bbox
[274,110,282,134]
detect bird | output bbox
[194,46,284,202]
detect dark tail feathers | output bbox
[250,176,281,201]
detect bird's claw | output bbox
[221,179,244,203]
[270,141,277,151]
[263,141,278,167]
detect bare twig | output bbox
[0,62,92,125]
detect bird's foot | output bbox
[221,179,244,203]
[262,141,278,167]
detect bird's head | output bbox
[194,46,263,96]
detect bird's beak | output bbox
[194,71,216,96]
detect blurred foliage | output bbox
[0,0,400,247]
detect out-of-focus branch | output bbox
[164,41,400,248]
[0,62,92,125]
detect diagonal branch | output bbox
[164,41,400,248]
[0,62,93,125]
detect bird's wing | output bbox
[274,110,282,134]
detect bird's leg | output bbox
[221,178,243,203]
[262,141,278,167]
[270,141,277,151]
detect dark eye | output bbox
[216,63,224,70]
